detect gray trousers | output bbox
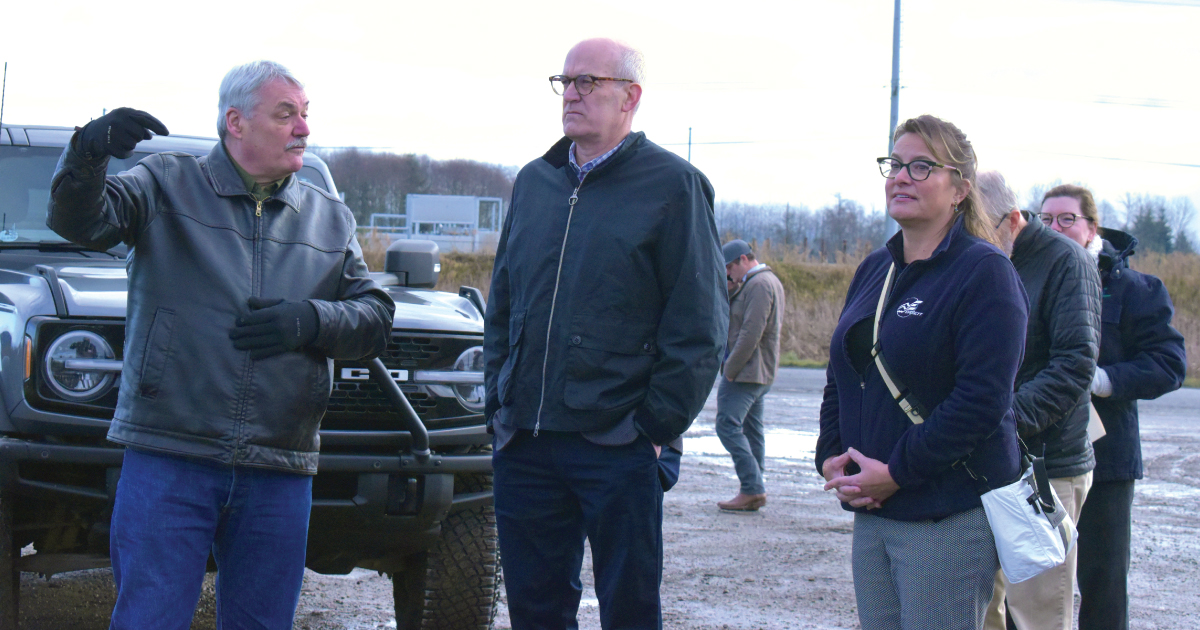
[715,378,771,495]
[853,507,998,630]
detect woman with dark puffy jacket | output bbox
[1038,184,1186,630]
[818,115,1028,630]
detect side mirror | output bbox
[385,240,440,288]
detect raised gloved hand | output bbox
[229,297,319,359]
[79,108,169,160]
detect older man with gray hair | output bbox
[485,38,726,629]
[977,171,1101,630]
[48,61,395,628]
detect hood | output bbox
[385,286,485,335]
[39,260,130,317]
[1098,227,1137,272]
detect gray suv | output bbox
[0,124,498,629]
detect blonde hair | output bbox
[892,115,998,246]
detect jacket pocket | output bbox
[563,315,657,411]
[138,308,176,399]
[497,311,525,405]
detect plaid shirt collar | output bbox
[568,135,628,177]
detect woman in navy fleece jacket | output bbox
[818,115,1029,630]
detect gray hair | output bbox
[614,43,646,85]
[977,170,1019,225]
[217,61,303,139]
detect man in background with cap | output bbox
[716,239,786,511]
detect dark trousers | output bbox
[1076,479,1135,630]
[493,430,664,630]
[109,448,312,630]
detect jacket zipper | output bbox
[533,174,587,436]
[234,196,265,463]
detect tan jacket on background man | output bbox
[725,265,785,384]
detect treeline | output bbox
[315,148,516,227]
[324,148,1197,257]
[717,187,1198,260]
[716,196,889,262]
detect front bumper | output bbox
[0,424,494,575]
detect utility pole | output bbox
[886,0,902,236]
[0,63,7,134]
[687,127,692,163]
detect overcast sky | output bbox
[4,0,1199,234]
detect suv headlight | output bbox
[44,330,117,401]
[450,346,485,412]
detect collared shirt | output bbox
[223,142,287,202]
[568,136,628,178]
[741,262,767,283]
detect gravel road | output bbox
[14,368,1200,629]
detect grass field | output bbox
[361,236,1198,386]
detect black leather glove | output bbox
[78,108,169,160]
[229,297,319,359]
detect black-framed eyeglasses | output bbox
[549,74,634,96]
[876,157,960,181]
[1039,212,1093,229]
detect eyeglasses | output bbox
[1039,212,1093,229]
[549,74,634,96]
[876,157,960,182]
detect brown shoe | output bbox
[717,493,767,511]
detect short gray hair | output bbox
[614,43,646,85]
[977,170,1019,225]
[217,61,303,139]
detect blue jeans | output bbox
[715,379,771,495]
[109,448,312,630]
[494,430,663,630]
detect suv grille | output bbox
[323,333,483,430]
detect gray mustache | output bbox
[286,138,307,150]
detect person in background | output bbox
[483,38,726,629]
[716,239,785,511]
[978,171,1101,630]
[46,61,395,628]
[818,115,1027,630]
[1038,184,1186,630]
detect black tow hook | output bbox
[367,358,431,464]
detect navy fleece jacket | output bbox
[817,217,1029,521]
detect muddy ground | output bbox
[15,368,1200,629]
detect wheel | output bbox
[0,491,19,630]
[393,472,499,630]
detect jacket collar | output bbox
[207,142,303,212]
[885,213,966,268]
[542,131,646,183]
[1011,211,1057,260]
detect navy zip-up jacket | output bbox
[483,133,727,445]
[817,217,1028,521]
[1092,228,1186,482]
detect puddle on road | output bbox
[684,429,817,461]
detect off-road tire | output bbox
[393,472,499,630]
[0,492,19,630]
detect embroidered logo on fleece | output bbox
[896,298,924,318]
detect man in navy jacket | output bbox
[483,38,727,629]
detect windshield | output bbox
[0,146,331,244]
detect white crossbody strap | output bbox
[872,263,926,424]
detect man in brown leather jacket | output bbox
[717,239,786,511]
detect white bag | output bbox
[980,462,1077,584]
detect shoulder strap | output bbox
[872,263,929,425]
